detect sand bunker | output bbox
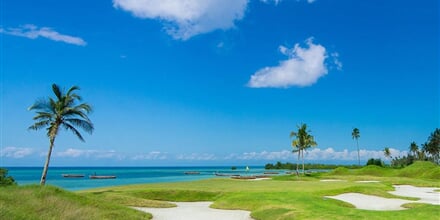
[134,202,254,220]
[355,180,380,183]
[320,179,346,182]
[390,185,440,205]
[326,185,440,211]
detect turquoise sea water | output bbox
[6,166,270,191]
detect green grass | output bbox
[2,161,439,220]
[0,185,151,220]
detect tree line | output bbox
[386,128,440,167]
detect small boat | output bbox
[214,173,239,177]
[263,172,279,174]
[89,175,116,179]
[62,174,85,178]
[184,171,200,175]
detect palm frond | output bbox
[52,84,63,100]
[289,131,297,138]
[33,112,54,121]
[74,103,92,113]
[65,118,94,134]
[28,121,51,130]
[62,123,85,142]
[28,98,50,111]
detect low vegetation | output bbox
[0,185,151,220]
[0,168,16,186]
[265,161,361,170]
[1,161,438,220]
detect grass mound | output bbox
[398,161,440,179]
[354,165,391,176]
[129,189,221,202]
[329,167,351,175]
[0,185,150,220]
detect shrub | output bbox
[0,168,16,186]
[366,158,384,167]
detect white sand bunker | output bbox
[134,202,254,220]
[326,185,440,211]
[320,179,346,182]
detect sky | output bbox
[1,0,438,167]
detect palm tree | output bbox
[409,142,419,159]
[352,128,360,166]
[290,123,317,175]
[383,147,391,166]
[423,128,440,164]
[28,84,93,185]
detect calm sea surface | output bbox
[6,166,270,191]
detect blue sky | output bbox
[1,0,438,166]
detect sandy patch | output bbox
[326,193,410,210]
[249,178,271,181]
[326,185,440,211]
[320,179,346,182]
[356,180,380,183]
[134,202,254,220]
[390,185,440,205]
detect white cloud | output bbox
[112,0,248,40]
[260,0,315,5]
[1,147,34,158]
[0,24,86,46]
[132,151,168,160]
[225,148,407,162]
[226,150,292,160]
[176,153,217,161]
[56,148,97,158]
[260,0,282,5]
[248,37,340,88]
[55,148,125,160]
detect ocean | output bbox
[6,166,269,191]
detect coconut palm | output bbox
[383,147,391,166]
[28,84,93,185]
[290,124,317,175]
[352,128,360,166]
[423,128,440,164]
[409,142,419,159]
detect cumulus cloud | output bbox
[260,0,315,5]
[55,148,125,160]
[226,148,407,161]
[112,0,248,40]
[248,37,341,88]
[260,0,282,5]
[176,153,217,161]
[226,150,292,160]
[0,24,86,46]
[132,151,168,160]
[1,147,34,158]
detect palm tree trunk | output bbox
[296,150,300,175]
[40,138,55,185]
[356,139,360,166]
[302,150,305,175]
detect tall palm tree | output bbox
[28,84,93,185]
[383,147,391,166]
[290,124,317,175]
[409,142,419,159]
[352,128,360,166]
[423,128,440,164]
